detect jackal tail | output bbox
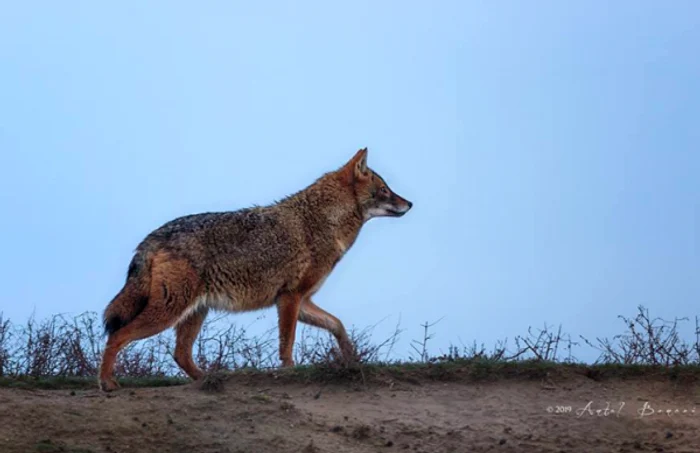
[103,252,151,335]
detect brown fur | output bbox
[99,148,412,391]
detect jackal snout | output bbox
[384,191,413,217]
[369,187,412,218]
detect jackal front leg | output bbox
[277,292,303,367]
[299,299,357,363]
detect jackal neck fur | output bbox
[278,169,364,260]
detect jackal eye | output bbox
[379,187,389,196]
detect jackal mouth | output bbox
[387,203,412,217]
[387,208,408,217]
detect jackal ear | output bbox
[350,147,369,179]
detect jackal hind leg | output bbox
[99,272,200,392]
[174,307,209,380]
[99,304,185,392]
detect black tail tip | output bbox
[104,316,125,335]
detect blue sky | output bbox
[1,1,698,362]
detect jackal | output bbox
[99,148,412,391]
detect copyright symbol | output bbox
[546,406,554,413]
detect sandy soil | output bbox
[1,372,699,453]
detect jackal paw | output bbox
[99,376,120,392]
[189,370,205,381]
[338,344,360,364]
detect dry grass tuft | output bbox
[198,371,227,393]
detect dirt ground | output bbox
[1,371,699,453]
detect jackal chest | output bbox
[296,262,335,298]
[300,238,351,295]
[308,274,329,296]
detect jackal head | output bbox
[341,148,413,221]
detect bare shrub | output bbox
[581,305,700,366]
[510,323,579,363]
[411,319,577,364]
[409,318,444,362]
[0,304,697,380]
[0,314,11,376]
[294,316,404,370]
[0,310,404,378]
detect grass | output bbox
[275,358,700,385]
[2,359,700,391]
[0,375,187,390]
